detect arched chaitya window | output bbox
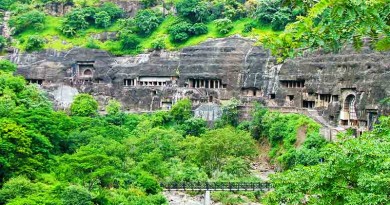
[344,94,357,120]
[83,69,92,76]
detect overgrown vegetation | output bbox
[0,61,261,204]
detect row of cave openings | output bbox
[123,78,228,89]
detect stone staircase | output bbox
[306,109,345,141]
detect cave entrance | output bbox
[343,94,358,126]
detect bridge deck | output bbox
[161,182,272,192]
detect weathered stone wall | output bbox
[7,37,390,133]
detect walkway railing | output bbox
[160,182,272,191]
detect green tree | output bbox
[99,2,124,20]
[61,9,89,37]
[70,94,98,117]
[197,127,257,174]
[134,9,163,36]
[216,98,239,127]
[261,0,390,60]
[265,116,390,204]
[8,10,45,34]
[25,35,45,51]
[94,11,111,28]
[0,36,7,50]
[135,172,162,195]
[0,60,17,73]
[106,99,122,115]
[168,20,192,42]
[170,98,192,123]
[214,18,233,34]
[178,117,207,136]
[0,119,52,184]
[61,185,93,205]
[151,38,166,50]
[176,0,210,22]
[120,34,141,50]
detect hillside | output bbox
[0,0,292,55]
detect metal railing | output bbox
[160,182,272,191]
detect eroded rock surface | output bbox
[8,37,390,136]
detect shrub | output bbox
[120,34,141,50]
[0,60,17,73]
[25,35,45,51]
[141,0,158,8]
[85,38,100,49]
[168,20,192,42]
[0,36,7,50]
[243,22,256,33]
[0,0,13,10]
[176,0,209,22]
[151,38,166,50]
[190,23,208,35]
[61,185,93,205]
[94,11,111,28]
[135,172,161,195]
[100,2,124,20]
[70,94,98,117]
[255,0,280,24]
[61,9,89,37]
[214,18,233,34]
[170,98,192,123]
[134,9,163,36]
[271,7,292,31]
[8,10,45,35]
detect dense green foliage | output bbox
[261,0,390,61]
[25,35,46,51]
[4,0,277,53]
[0,63,264,204]
[70,94,98,117]
[264,117,390,204]
[9,10,45,35]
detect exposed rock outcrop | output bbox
[8,37,390,136]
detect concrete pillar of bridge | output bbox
[204,191,211,205]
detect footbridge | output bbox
[161,182,272,205]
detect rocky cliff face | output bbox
[7,37,390,135]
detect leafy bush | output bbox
[134,9,163,36]
[255,0,280,24]
[0,60,17,73]
[141,0,158,8]
[94,11,111,28]
[151,38,166,50]
[8,10,45,35]
[61,9,89,37]
[214,18,233,34]
[0,36,7,50]
[170,98,192,123]
[0,0,13,9]
[70,94,98,117]
[120,34,141,50]
[135,172,161,195]
[255,0,293,31]
[100,2,124,20]
[189,23,208,35]
[25,35,45,51]
[265,117,390,204]
[175,0,210,22]
[271,7,292,31]
[85,38,100,49]
[243,22,256,33]
[168,20,193,42]
[61,185,93,205]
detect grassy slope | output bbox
[13,15,277,54]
